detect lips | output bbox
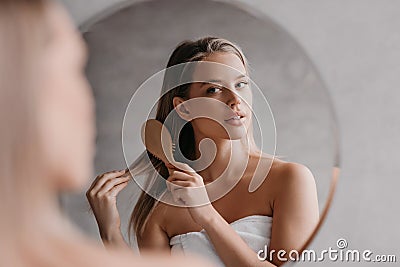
[225,115,243,121]
[223,111,246,126]
[224,111,245,121]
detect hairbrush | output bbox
[140,119,177,172]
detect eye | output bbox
[206,87,222,94]
[236,81,249,89]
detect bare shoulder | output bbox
[258,156,317,203]
[149,200,169,224]
[136,199,172,251]
[269,158,319,217]
[141,199,171,237]
[268,157,315,188]
[145,198,187,234]
[151,197,194,237]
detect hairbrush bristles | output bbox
[172,142,176,153]
[151,153,161,161]
[141,119,178,171]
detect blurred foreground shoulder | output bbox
[109,248,216,267]
[76,235,215,267]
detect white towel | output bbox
[170,215,273,267]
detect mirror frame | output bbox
[79,0,341,263]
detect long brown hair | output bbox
[128,36,254,243]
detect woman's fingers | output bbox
[88,169,127,194]
[166,168,205,193]
[107,180,129,197]
[166,171,192,192]
[119,169,132,178]
[170,162,196,174]
[164,164,209,207]
[169,180,192,187]
[168,180,192,192]
[88,170,122,191]
[167,170,195,182]
[97,176,130,196]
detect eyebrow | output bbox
[199,74,247,87]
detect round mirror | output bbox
[61,0,340,265]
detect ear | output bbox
[173,96,191,121]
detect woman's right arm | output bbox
[136,203,171,253]
[86,169,131,250]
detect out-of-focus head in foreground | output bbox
[0,0,94,194]
[0,0,94,263]
[0,0,94,233]
[0,1,213,266]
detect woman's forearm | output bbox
[202,211,276,267]
[100,228,131,251]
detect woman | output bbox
[87,37,319,266]
[0,0,211,266]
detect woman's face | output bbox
[37,3,95,190]
[175,52,252,141]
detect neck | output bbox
[193,133,250,183]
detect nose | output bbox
[226,89,242,108]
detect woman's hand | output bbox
[166,162,218,228]
[86,169,130,243]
